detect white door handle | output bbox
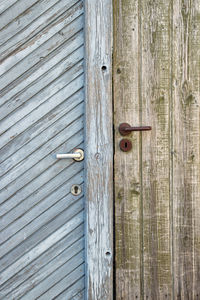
[56,149,84,161]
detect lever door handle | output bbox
[119,123,152,136]
[56,149,84,161]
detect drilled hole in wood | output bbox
[105,251,111,256]
[102,65,107,71]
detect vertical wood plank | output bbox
[173,0,200,298]
[84,0,113,299]
[141,1,173,299]
[113,1,141,299]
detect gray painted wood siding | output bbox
[0,1,85,299]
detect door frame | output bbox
[84,0,113,299]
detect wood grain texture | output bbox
[114,0,200,299]
[173,0,200,298]
[113,0,141,299]
[84,0,113,299]
[141,1,172,298]
[0,1,85,298]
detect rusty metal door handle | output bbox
[119,123,152,136]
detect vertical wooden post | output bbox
[84,0,113,299]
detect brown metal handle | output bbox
[119,123,152,136]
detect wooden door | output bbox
[114,0,200,299]
[0,1,85,299]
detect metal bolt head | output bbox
[71,184,82,196]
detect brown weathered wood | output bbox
[173,1,200,298]
[141,1,173,299]
[113,1,141,298]
[114,0,200,299]
[84,0,113,299]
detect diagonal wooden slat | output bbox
[0,86,84,164]
[55,278,85,300]
[0,225,84,298]
[0,1,85,298]
[5,249,85,300]
[0,0,41,28]
[0,178,84,247]
[0,0,67,48]
[0,206,84,277]
[0,109,84,190]
[0,98,84,176]
[0,11,84,91]
[0,0,19,15]
[0,44,84,121]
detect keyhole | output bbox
[119,139,132,152]
[74,186,78,194]
[71,184,81,196]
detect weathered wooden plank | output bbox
[0,0,40,28]
[141,1,172,298]
[0,5,83,84]
[37,263,84,300]
[0,96,84,177]
[113,0,141,299]
[0,107,83,191]
[0,209,84,282]
[0,44,84,120]
[172,0,200,298]
[4,244,84,299]
[0,59,83,135]
[0,81,84,165]
[0,30,83,104]
[0,178,83,247]
[0,0,64,48]
[0,67,83,151]
[21,258,84,300]
[114,0,200,299]
[84,0,113,299]
[0,0,18,15]
[0,126,83,207]
[0,225,84,298]
[0,1,85,298]
[0,146,83,226]
[55,278,85,300]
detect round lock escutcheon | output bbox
[119,139,132,152]
[71,184,82,196]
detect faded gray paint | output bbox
[0,1,85,299]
